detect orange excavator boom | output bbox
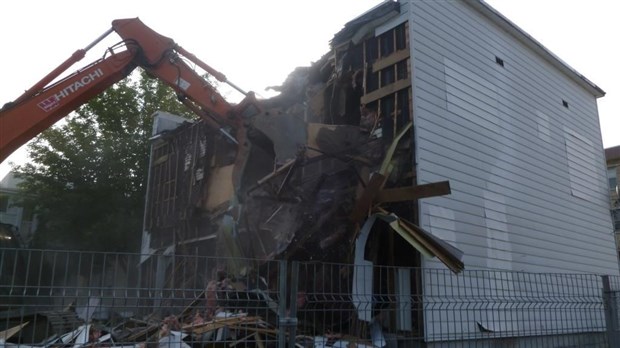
[0,18,257,163]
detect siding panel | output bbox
[409,1,617,339]
[417,0,602,139]
[415,101,610,211]
[409,1,618,341]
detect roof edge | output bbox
[606,145,620,161]
[468,0,605,98]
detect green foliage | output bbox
[15,70,193,252]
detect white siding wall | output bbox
[409,0,617,274]
[407,0,618,340]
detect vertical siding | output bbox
[408,1,618,340]
[410,0,617,275]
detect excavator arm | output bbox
[0,49,137,162]
[0,18,257,163]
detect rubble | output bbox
[0,292,385,348]
[133,1,465,344]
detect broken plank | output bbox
[0,322,29,340]
[255,333,265,348]
[361,78,411,104]
[179,291,205,318]
[126,324,159,341]
[182,315,262,335]
[398,219,464,273]
[376,181,451,203]
[372,49,410,72]
[254,158,296,187]
[378,122,412,182]
[228,326,279,336]
[375,207,463,273]
[350,173,386,223]
[228,333,255,347]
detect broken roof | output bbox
[331,0,400,46]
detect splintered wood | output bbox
[181,315,265,335]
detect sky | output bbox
[0,0,618,180]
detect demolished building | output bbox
[139,0,618,344]
[141,0,462,274]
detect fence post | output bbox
[287,261,299,347]
[602,275,620,347]
[277,260,288,348]
[277,260,299,348]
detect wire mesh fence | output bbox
[1,248,619,347]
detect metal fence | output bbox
[1,248,620,347]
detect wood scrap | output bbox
[255,333,265,348]
[182,315,262,335]
[349,173,386,222]
[0,322,29,340]
[125,324,159,342]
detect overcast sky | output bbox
[1,0,618,179]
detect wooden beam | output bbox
[376,181,451,203]
[375,206,464,273]
[0,322,29,340]
[361,78,411,104]
[398,219,464,273]
[373,49,410,72]
[350,172,386,223]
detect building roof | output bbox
[0,171,22,192]
[331,0,605,98]
[606,145,620,162]
[331,1,401,46]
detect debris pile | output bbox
[4,2,468,345]
[142,31,463,271]
[139,1,465,344]
[0,287,385,348]
[0,312,276,347]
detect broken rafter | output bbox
[0,322,29,341]
[375,207,464,273]
[379,121,412,178]
[350,122,413,223]
[182,315,263,335]
[398,218,464,273]
[361,77,411,104]
[305,146,374,166]
[372,49,410,72]
[247,158,297,194]
[276,159,298,197]
[350,172,386,223]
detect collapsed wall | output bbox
[140,0,462,337]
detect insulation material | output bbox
[205,165,234,211]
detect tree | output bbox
[15,70,194,252]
